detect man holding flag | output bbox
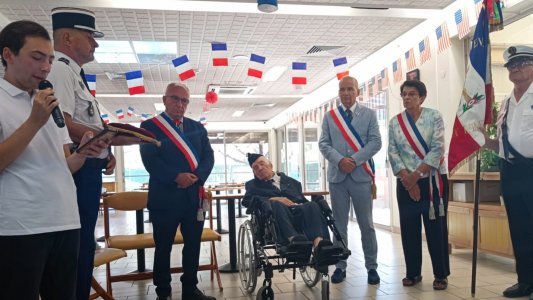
[484,45,533,299]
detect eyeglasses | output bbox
[400,92,419,98]
[164,95,190,105]
[506,59,533,70]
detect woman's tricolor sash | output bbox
[152,113,207,218]
[330,106,377,199]
[397,110,445,220]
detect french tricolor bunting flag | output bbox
[448,5,493,174]
[101,114,110,124]
[125,70,145,95]
[248,53,266,79]
[116,108,125,119]
[127,106,135,117]
[291,62,307,85]
[211,42,229,66]
[85,74,96,96]
[172,55,195,81]
[332,57,349,80]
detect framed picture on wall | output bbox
[406,69,420,81]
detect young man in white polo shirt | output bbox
[0,20,108,300]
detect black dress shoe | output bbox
[182,288,216,300]
[503,283,532,298]
[367,269,380,285]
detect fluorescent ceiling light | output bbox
[94,53,138,64]
[154,103,165,111]
[232,110,245,117]
[132,41,177,54]
[96,41,133,53]
[262,66,287,82]
[232,54,249,60]
[95,40,138,63]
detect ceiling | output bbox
[0,0,531,124]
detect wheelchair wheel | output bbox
[238,220,258,293]
[300,264,321,287]
[256,286,274,300]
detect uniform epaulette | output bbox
[58,57,70,65]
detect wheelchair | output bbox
[237,195,351,300]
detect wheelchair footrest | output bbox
[280,241,313,262]
[313,245,348,267]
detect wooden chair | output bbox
[89,248,127,300]
[102,191,223,294]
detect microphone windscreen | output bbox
[38,80,53,90]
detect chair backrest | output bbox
[102,192,148,242]
[104,191,147,211]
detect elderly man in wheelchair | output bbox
[238,153,350,300]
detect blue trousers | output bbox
[150,206,205,298]
[73,158,106,300]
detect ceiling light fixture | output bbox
[258,0,278,13]
[232,54,249,60]
[262,66,287,82]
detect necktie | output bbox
[345,109,353,122]
[175,119,183,131]
[80,68,91,91]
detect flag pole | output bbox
[471,150,482,297]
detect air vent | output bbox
[207,85,256,95]
[306,45,347,57]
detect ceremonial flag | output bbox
[436,23,452,53]
[85,74,96,96]
[101,113,110,124]
[172,55,195,81]
[455,8,471,39]
[333,57,349,80]
[127,106,135,117]
[419,36,432,65]
[405,49,416,70]
[116,109,124,119]
[211,42,228,66]
[248,53,266,79]
[392,59,403,83]
[291,62,307,85]
[380,68,389,89]
[140,114,149,121]
[125,70,145,95]
[448,5,493,173]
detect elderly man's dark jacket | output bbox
[243,172,307,209]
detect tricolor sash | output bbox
[152,113,207,218]
[153,113,200,171]
[329,106,377,199]
[397,110,445,220]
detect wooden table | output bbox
[211,192,244,273]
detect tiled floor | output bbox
[94,207,528,300]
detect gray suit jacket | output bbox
[319,104,382,183]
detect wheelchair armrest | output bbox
[311,195,332,215]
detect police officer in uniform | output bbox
[47,7,114,300]
[485,45,533,299]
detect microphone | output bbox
[39,80,65,128]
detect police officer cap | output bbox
[247,153,263,167]
[503,45,533,67]
[51,7,104,38]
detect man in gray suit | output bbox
[319,75,382,284]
